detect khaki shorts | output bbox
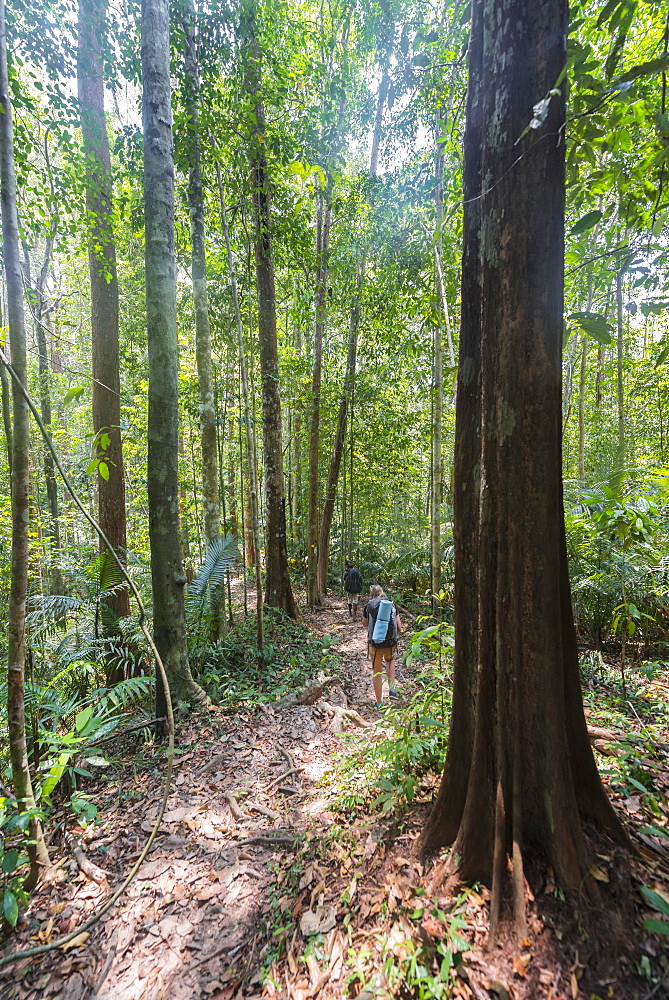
[368,643,395,665]
[346,592,359,605]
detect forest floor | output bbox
[1,597,669,1000]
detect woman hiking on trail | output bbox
[361,585,402,709]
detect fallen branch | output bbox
[236,831,295,847]
[92,930,117,994]
[273,675,338,711]
[72,846,109,885]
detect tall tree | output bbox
[181,0,220,546]
[78,0,130,636]
[0,0,50,884]
[316,67,389,594]
[241,0,297,617]
[141,0,207,709]
[421,0,627,939]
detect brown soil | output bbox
[1,596,667,1000]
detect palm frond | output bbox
[186,534,239,622]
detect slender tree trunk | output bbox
[217,164,264,656]
[182,1,219,545]
[293,316,303,546]
[315,70,388,592]
[78,0,130,634]
[306,193,329,606]
[431,116,445,607]
[615,268,625,467]
[141,0,207,711]
[422,0,626,920]
[0,358,12,481]
[242,1,297,617]
[577,334,588,483]
[0,0,50,882]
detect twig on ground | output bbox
[246,802,280,820]
[224,792,251,822]
[278,785,299,795]
[92,931,117,994]
[266,767,299,791]
[195,751,229,778]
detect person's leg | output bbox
[371,646,384,704]
[351,593,359,620]
[384,653,398,697]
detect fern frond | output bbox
[186,534,239,622]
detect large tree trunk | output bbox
[0,0,50,883]
[182,0,219,545]
[422,0,626,926]
[241,0,297,617]
[78,0,130,637]
[141,0,207,711]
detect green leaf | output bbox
[1,849,19,874]
[570,210,603,235]
[643,918,669,936]
[568,312,613,344]
[41,753,72,800]
[98,461,110,481]
[640,886,669,917]
[3,889,18,927]
[615,55,669,85]
[63,386,85,405]
[75,706,93,733]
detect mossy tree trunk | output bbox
[141,0,208,711]
[78,0,130,650]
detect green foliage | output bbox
[566,484,668,646]
[334,663,450,817]
[185,534,240,646]
[0,797,38,928]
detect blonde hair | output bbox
[369,584,384,599]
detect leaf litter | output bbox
[0,598,668,999]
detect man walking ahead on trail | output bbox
[343,560,363,619]
[361,584,402,709]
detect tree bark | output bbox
[78,0,130,634]
[306,192,330,606]
[217,164,264,657]
[182,0,219,545]
[241,0,297,617]
[141,0,207,711]
[0,0,50,883]
[615,268,625,467]
[422,0,483,851]
[422,0,626,911]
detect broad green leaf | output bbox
[640,886,669,916]
[643,919,669,936]
[41,753,72,800]
[570,210,603,235]
[3,890,18,927]
[1,849,19,874]
[98,461,110,481]
[568,312,613,345]
[615,55,669,85]
[75,706,93,733]
[63,386,85,405]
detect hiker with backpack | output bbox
[361,584,402,709]
[343,560,363,619]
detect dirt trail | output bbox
[1,596,401,1000]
